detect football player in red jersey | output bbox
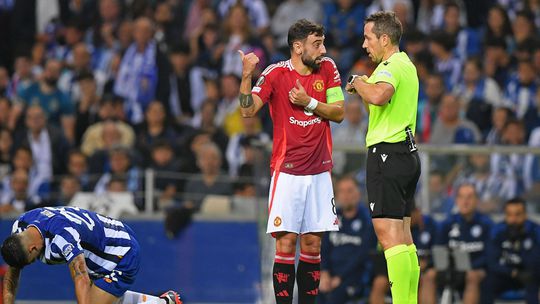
[238,19,345,304]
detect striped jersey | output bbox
[252,58,342,175]
[11,207,136,279]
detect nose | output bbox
[320,44,327,55]
[362,39,367,49]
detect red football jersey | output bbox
[252,58,342,175]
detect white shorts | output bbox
[266,171,339,235]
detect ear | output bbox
[294,42,302,55]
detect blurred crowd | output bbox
[0,0,539,215]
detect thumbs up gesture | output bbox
[289,79,310,107]
[238,50,260,78]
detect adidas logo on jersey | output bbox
[276,290,290,297]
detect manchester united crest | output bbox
[274,216,282,227]
[313,79,324,92]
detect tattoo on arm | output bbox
[70,255,88,279]
[239,93,254,108]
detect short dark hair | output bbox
[504,197,527,211]
[287,19,324,50]
[365,11,403,45]
[1,234,30,269]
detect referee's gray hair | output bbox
[365,11,403,45]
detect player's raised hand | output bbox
[238,50,259,78]
[289,79,310,107]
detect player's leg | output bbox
[405,152,422,303]
[267,172,309,304]
[298,232,322,304]
[273,232,298,304]
[296,171,338,304]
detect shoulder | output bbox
[491,222,507,237]
[259,60,292,78]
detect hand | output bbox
[288,79,310,107]
[238,50,259,78]
[319,271,332,293]
[345,75,368,94]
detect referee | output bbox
[346,11,421,304]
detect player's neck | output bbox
[382,46,400,62]
[290,56,312,76]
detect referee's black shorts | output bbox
[366,141,421,219]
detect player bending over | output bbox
[1,207,182,304]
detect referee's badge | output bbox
[274,216,282,227]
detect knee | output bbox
[300,235,321,254]
[276,235,297,254]
[423,268,437,284]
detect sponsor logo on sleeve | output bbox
[62,244,74,258]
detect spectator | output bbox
[135,101,177,167]
[512,10,537,46]
[218,0,270,34]
[58,43,94,102]
[196,100,229,155]
[442,2,482,61]
[226,115,270,177]
[503,58,540,135]
[430,94,482,145]
[429,30,462,90]
[491,119,529,199]
[168,44,195,124]
[319,176,376,304]
[80,119,135,157]
[67,150,93,192]
[271,0,322,51]
[323,0,366,77]
[0,127,13,180]
[485,197,540,304]
[10,56,34,95]
[483,37,512,88]
[74,71,101,145]
[184,0,216,41]
[13,104,70,179]
[436,183,493,304]
[12,59,75,140]
[221,4,267,78]
[417,73,445,143]
[0,96,11,129]
[114,17,170,124]
[93,146,141,198]
[486,106,513,144]
[182,142,232,211]
[150,141,181,210]
[0,169,42,215]
[216,74,243,137]
[53,19,85,63]
[0,146,50,206]
[483,5,514,51]
[524,125,540,205]
[453,57,503,110]
[57,174,81,205]
[452,154,512,214]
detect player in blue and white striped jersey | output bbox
[1,207,182,304]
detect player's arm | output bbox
[238,50,265,118]
[3,266,21,304]
[348,76,395,106]
[69,253,92,304]
[289,80,345,123]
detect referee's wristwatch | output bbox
[348,74,359,86]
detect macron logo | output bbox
[289,116,322,127]
[381,154,388,162]
[370,202,375,211]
